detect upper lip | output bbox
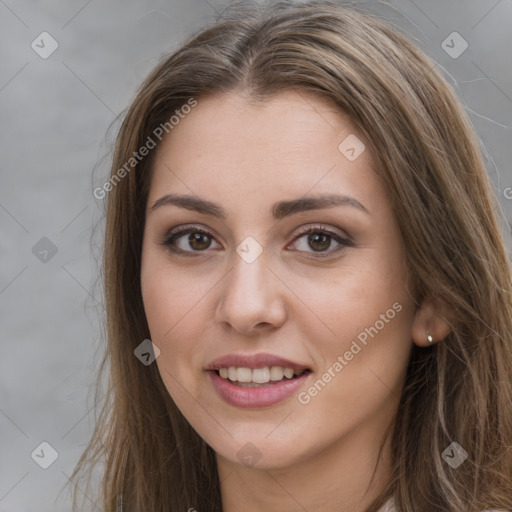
[206,353,311,372]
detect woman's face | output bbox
[140,90,416,470]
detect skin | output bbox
[140,90,450,512]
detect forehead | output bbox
[147,90,383,214]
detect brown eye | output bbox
[159,223,353,258]
[159,226,221,255]
[289,225,354,258]
[306,232,332,252]
[187,232,212,251]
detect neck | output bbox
[217,416,394,512]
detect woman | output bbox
[69,1,512,510]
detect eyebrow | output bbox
[149,193,369,220]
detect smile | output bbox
[217,366,309,385]
[206,353,312,408]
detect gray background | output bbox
[1,1,511,510]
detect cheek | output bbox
[291,243,413,395]
[292,247,410,345]
[292,279,412,447]
[141,247,212,340]
[141,271,200,409]
[140,251,220,392]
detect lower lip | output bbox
[208,370,311,408]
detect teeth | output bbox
[237,367,252,383]
[228,367,237,381]
[252,367,270,383]
[283,368,294,379]
[270,366,284,381]
[217,366,305,383]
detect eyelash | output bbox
[157,223,354,259]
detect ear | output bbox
[411,298,452,346]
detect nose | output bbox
[214,250,287,336]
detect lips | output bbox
[206,353,310,373]
[205,353,312,408]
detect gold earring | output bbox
[426,330,433,344]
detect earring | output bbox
[426,330,434,344]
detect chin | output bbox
[214,438,308,471]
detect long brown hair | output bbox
[68,1,512,510]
